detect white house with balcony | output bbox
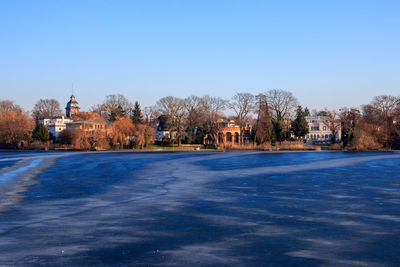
[304,116,341,144]
[39,116,73,139]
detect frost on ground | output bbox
[0,151,399,266]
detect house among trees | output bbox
[39,116,72,139]
[1,91,399,150]
[154,115,173,142]
[40,95,91,139]
[39,95,81,139]
[304,116,341,145]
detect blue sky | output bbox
[1,0,399,112]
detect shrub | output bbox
[348,130,382,150]
[32,123,50,142]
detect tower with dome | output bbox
[65,95,80,118]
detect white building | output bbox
[304,116,341,144]
[39,116,73,139]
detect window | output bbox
[323,126,327,131]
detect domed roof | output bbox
[66,95,79,109]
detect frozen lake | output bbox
[0,151,400,266]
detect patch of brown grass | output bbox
[276,141,305,150]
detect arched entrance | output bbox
[226,132,232,143]
[234,132,239,143]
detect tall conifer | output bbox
[132,101,143,124]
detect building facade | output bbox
[39,116,73,139]
[304,116,341,144]
[203,120,252,145]
[217,120,241,144]
[66,120,108,134]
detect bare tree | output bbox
[184,95,205,143]
[266,89,298,122]
[200,95,227,145]
[265,89,298,141]
[312,109,329,117]
[32,99,63,121]
[95,94,133,121]
[254,94,274,144]
[0,100,23,116]
[369,95,400,146]
[362,104,380,125]
[321,109,341,144]
[90,104,106,118]
[143,106,158,126]
[229,93,255,144]
[371,95,399,118]
[156,96,186,145]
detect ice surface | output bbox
[0,158,43,184]
[0,151,399,266]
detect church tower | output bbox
[66,95,80,118]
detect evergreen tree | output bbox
[132,101,143,124]
[292,106,309,138]
[32,123,50,142]
[273,120,285,142]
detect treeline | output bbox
[0,90,399,150]
[0,98,155,150]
